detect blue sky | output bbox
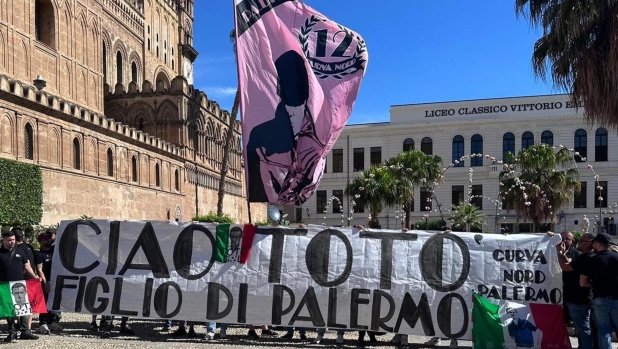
[193,1,557,125]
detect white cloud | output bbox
[205,86,237,98]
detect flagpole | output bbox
[231,0,253,224]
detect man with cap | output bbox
[580,233,618,349]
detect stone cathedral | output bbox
[0,0,265,224]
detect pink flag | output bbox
[234,0,368,204]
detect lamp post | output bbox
[33,75,46,91]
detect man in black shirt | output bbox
[556,232,595,349]
[580,233,618,349]
[0,230,38,343]
[12,227,40,340]
[36,230,62,334]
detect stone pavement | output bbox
[0,313,598,348]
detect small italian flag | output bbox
[0,279,47,318]
[214,224,257,263]
[472,292,571,349]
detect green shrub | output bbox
[192,212,234,224]
[0,159,43,226]
[572,230,582,243]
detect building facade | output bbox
[0,0,266,224]
[291,94,617,234]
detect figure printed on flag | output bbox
[235,0,368,205]
[505,307,543,349]
[11,282,32,316]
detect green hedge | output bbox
[192,212,234,224]
[0,158,43,226]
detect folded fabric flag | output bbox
[214,224,257,263]
[0,279,47,318]
[472,292,571,349]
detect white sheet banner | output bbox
[49,220,562,339]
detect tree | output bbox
[450,204,485,232]
[345,166,397,228]
[515,1,618,130]
[383,150,442,229]
[217,29,241,216]
[499,144,580,232]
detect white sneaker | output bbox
[425,337,441,346]
[336,332,344,344]
[204,332,214,340]
[449,339,459,348]
[48,322,63,331]
[401,335,408,345]
[314,332,324,344]
[391,334,401,344]
[38,324,51,335]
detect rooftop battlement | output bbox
[0,74,184,159]
[101,0,144,34]
[104,77,241,132]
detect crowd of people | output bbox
[554,231,618,349]
[1,223,617,347]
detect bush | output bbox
[0,158,43,226]
[192,212,234,224]
[572,230,582,243]
[414,218,445,231]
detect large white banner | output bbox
[49,220,562,339]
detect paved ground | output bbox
[0,313,602,348]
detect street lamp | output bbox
[33,75,46,91]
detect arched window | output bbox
[595,128,608,162]
[102,42,107,83]
[574,129,587,162]
[402,138,414,152]
[541,130,553,146]
[521,131,534,150]
[147,39,151,51]
[24,123,34,160]
[156,46,159,57]
[72,138,81,170]
[131,62,137,83]
[155,163,160,187]
[107,148,114,176]
[35,0,56,49]
[116,51,123,84]
[452,135,464,167]
[503,132,515,161]
[138,118,144,131]
[172,60,175,70]
[421,137,433,155]
[131,156,137,182]
[174,169,179,191]
[164,53,167,64]
[471,134,483,166]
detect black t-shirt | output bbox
[581,250,618,299]
[562,247,588,304]
[0,245,28,282]
[36,246,54,281]
[566,251,594,304]
[16,243,37,280]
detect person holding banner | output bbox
[13,227,40,340]
[0,230,39,343]
[36,230,63,335]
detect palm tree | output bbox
[383,150,442,229]
[500,143,580,232]
[450,204,484,232]
[216,29,240,216]
[515,1,618,129]
[345,166,397,228]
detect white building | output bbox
[285,94,617,234]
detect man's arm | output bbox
[556,252,574,271]
[37,263,46,284]
[23,261,37,279]
[580,274,591,288]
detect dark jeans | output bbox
[5,317,18,332]
[592,298,618,349]
[566,302,593,349]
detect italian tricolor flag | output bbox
[472,292,571,349]
[0,279,47,318]
[214,224,257,263]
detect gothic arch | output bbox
[0,113,14,154]
[128,51,141,83]
[154,67,170,90]
[35,0,59,49]
[87,138,96,172]
[156,99,177,122]
[127,102,154,124]
[48,126,60,165]
[75,11,87,63]
[112,40,128,85]
[105,102,126,122]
